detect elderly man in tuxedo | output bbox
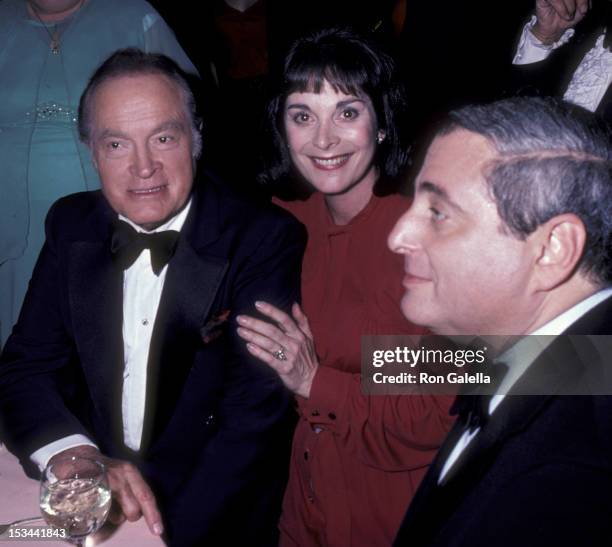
[388,97,612,547]
[0,49,305,546]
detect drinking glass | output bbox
[40,456,111,546]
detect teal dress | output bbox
[0,0,197,346]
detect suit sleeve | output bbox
[297,367,456,471]
[505,16,579,99]
[163,213,306,546]
[0,202,92,472]
[512,16,574,65]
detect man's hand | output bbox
[533,0,590,44]
[48,445,163,536]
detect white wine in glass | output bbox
[40,456,111,546]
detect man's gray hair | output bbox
[440,97,612,286]
[78,48,202,160]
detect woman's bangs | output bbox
[285,60,368,97]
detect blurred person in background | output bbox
[511,0,611,119]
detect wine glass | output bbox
[40,456,111,546]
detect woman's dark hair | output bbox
[258,27,409,195]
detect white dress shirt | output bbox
[513,16,612,112]
[438,287,612,483]
[30,200,192,468]
[119,200,191,450]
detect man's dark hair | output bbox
[440,97,612,286]
[78,48,202,158]
[258,27,409,193]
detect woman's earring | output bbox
[377,131,386,144]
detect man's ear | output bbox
[531,214,587,290]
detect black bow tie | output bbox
[450,362,508,433]
[110,220,180,275]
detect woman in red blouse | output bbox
[236,28,455,547]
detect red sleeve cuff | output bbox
[297,366,355,432]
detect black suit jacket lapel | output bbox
[395,336,584,546]
[68,199,124,447]
[394,396,549,547]
[138,182,229,452]
[393,417,466,546]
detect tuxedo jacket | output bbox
[508,9,612,120]
[394,295,612,547]
[0,173,306,546]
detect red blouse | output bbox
[276,192,455,547]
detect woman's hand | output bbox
[236,301,318,398]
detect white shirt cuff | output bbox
[513,15,575,65]
[30,435,98,471]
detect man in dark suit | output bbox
[0,49,305,546]
[510,0,611,119]
[387,97,612,546]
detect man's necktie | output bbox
[110,220,180,275]
[450,361,508,433]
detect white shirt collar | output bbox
[530,287,612,336]
[439,287,612,484]
[490,287,612,411]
